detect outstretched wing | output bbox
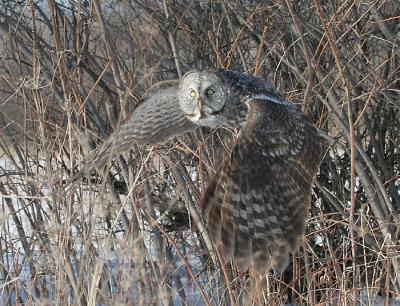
[91,81,197,168]
[219,69,278,96]
[203,98,326,273]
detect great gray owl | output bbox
[90,69,326,273]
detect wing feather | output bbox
[203,98,326,273]
[91,83,197,168]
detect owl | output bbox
[90,69,326,273]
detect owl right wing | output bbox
[203,98,326,273]
[91,81,198,169]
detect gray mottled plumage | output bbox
[202,96,325,272]
[92,80,197,167]
[90,69,326,273]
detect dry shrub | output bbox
[0,1,399,305]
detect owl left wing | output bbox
[203,98,326,273]
[90,81,198,169]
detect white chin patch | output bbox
[186,112,219,127]
[189,112,201,122]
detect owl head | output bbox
[178,70,230,127]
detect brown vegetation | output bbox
[0,1,399,305]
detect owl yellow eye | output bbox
[189,89,196,97]
[205,88,215,96]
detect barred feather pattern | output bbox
[90,69,279,169]
[91,83,197,168]
[203,98,326,273]
[85,69,326,273]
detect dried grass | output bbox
[0,1,399,305]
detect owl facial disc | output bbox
[178,70,227,127]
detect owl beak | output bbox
[198,98,203,109]
[198,98,206,119]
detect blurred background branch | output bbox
[0,0,399,305]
